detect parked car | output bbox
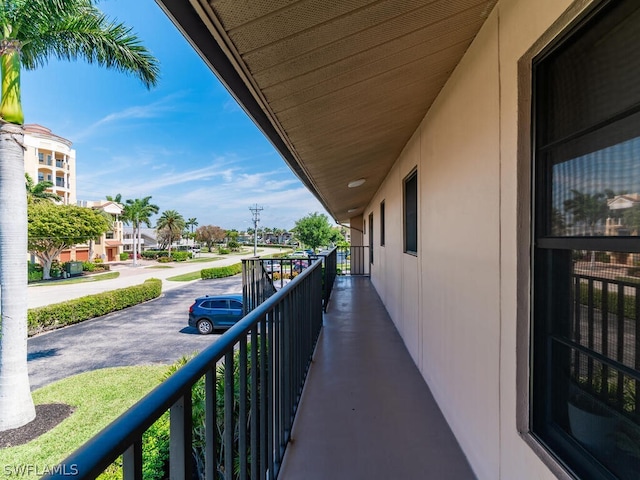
[264,261,281,273]
[290,250,307,258]
[188,294,243,334]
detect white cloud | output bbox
[71,93,186,141]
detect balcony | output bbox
[278,275,475,479]
[46,250,473,479]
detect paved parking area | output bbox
[27,276,243,390]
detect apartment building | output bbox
[155,1,640,479]
[23,124,76,205]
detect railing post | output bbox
[122,439,142,480]
[205,369,217,480]
[170,393,193,480]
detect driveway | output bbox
[27,276,243,390]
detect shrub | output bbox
[171,251,189,262]
[201,263,242,279]
[119,252,129,261]
[82,261,96,272]
[157,256,172,263]
[227,240,240,251]
[27,278,162,336]
[217,247,230,255]
[28,262,43,282]
[155,347,259,479]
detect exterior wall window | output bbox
[369,212,373,264]
[38,152,44,164]
[380,201,385,246]
[532,2,640,479]
[404,169,417,255]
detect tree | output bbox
[28,203,110,279]
[195,225,226,250]
[105,193,123,204]
[564,189,609,268]
[186,217,199,244]
[292,212,333,251]
[328,227,345,244]
[0,0,158,431]
[156,210,185,257]
[124,196,159,266]
[623,204,640,235]
[563,189,608,236]
[25,173,61,204]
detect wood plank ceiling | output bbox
[157,0,497,221]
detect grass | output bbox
[145,265,174,269]
[166,271,202,282]
[187,256,222,263]
[30,271,120,286]
[0,366,165,479]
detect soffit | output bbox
[157,0,496,221]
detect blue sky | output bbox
[20,0,331,231]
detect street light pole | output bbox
[249,204,263,257]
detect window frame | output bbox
[369,212,374,265]
[403,169,418,256]
[530,2,640,478]
[380,200,386,246]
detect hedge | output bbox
[201,263,242,279]
[27,278,162,336]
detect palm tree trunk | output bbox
[132,223,138,267]
[0,122,35,430]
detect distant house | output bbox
[57,200,124,262]
[607,193,640,211]
[123,227,157,253]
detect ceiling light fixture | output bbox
[347,208,359,213]
[348,178,366,188]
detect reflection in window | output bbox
[551,138,640,236]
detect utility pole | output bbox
[249,204,263,256]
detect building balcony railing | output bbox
[46,256,325,479]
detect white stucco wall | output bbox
[364,0,593,478]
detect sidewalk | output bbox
[27,247,286,309]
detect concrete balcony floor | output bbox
[279,276,476,479]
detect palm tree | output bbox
[563,189,608,236]
[106,193,123,204]
[156,210,186,257]
[0,0,158,431]
[564,189,609,268]
[25,173,61,204]
[186,217,198,245]
[124,196,159,267]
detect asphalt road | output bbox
[27,276,243,390]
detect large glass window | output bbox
[532,2,640,479]
[404,170,417,255]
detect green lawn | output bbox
[166,271,202,282]
[0,366,165,479]
[187,256,222,263]
[30,271,120,286]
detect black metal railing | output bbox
[567,273,640,419]
[243,247,337,313]
[45,260,324,480]
[336,245,369,276]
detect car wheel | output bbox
[197,319,214,335]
